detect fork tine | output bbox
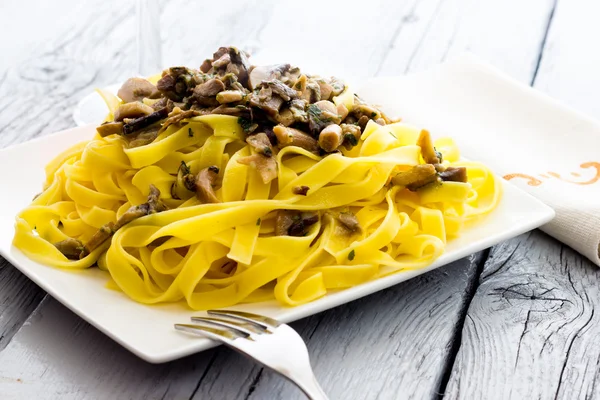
[191,316,263,335]
[207,310,281,331]
[174,323,248,342]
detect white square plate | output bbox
[0,59,555,363]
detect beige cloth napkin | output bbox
[357,54,600,266]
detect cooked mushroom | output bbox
[96,121,124,137]
[288,212,319,237]
[274,211,319,236]
[192,78,226,106]
[392,164,439,191]
[272,125,319,152]
[439,166,468,183]
[318,124,343,152]
[237,153,278,184]
[195,166,220,203]
[316,78,334,101]
[337,103,349,120]
[248,88,284,116]
[338,212,361,233]
[82,223,115,257]
[80,185,168,257]
[307,100,341,134]
[292,186,310,196]
[113,102,154,122]
[171,161,196,200]
[122,107,169,135]
[288,99,308,123]
[329,77,345,96]
[127,126,159,148]
[417,130,441,165]
[263,80,298,101]
[246,132,274,157]
[159,107,200,133]
[300,80,321,103]
[216,90,244,104]
[249,64,293,90]
[156,67,197,101]
[225,47,251,89]
[54,238,85,260]
[117,77,159,103]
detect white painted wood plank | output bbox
[532,0,600,118]
[377,0,556,82]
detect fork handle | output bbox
[290,371,329,400]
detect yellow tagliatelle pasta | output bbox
[13,114,500,309]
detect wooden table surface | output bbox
[1,0,600,399]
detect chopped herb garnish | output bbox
[307,104,322,119]
[263,146,273,157]
[389,131,397,139]
[238,116,255,133]
[344,133,358,146]
[348,249,356,261]
[188,128,193,137]
[256,218,261,226]
[371,112,377,118]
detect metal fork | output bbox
[175,310,328,400]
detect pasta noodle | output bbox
[12,51,501,310]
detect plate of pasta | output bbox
[0,48,554,362]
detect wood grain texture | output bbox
[0,0,593,399]
[443,0,600,397]
[0,257,481,400]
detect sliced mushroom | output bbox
[216,90,244,104]
[196,166,220,203]
[263,80,298,101]
[237,153,278,184]
[301,80,321,103]
[392,164,439,191]
[246,132,274,157]
[274,108,296,126]
[307,100,341,134]
[123,107,169,135]
[159,107,200,133]
[417,129,440,165]
[439,166,468,183]
[117,77,159,103]
[249,64,293,90]
[316,78,334,101]
[338,212,361,233]
[192,78,226,106]
[273,125,319,152]
[318,124,343,152]
[329,77,345,96]
[113,102,154,122]
[289,99,308,123]
[292,186,310,196]
[275,210,296,236]
[156,67,197,101]
[127,126,159,148]
[248,90,284,116]
[96,121,124,137]
[288,212,319,237]
[82,223,115,257]
[171,161,196,200]
[54,238,85,260]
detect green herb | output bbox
[263,146,273,157]
[295,81,303,89]
[238,116,255,133]
[348,249,356,261]
[188,128,193,137]
[389,131,397,139]
[371,112,377,118]
[307,104,322,119]
[344,133,358,147]
[256,218,261,226]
